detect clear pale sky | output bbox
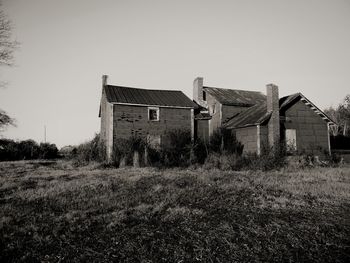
[1,0,349,148]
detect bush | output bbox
[203,152,241,170]
[156,129,192,167]
[112,136,146,167]
[72,134,106,166]
[0,139,19,160]
[297,150,343,168]
[192,138,208,164]
[209,128,243,154]
[0,139,59,161]
[241,144,287,171]
[18,140,40,159]
[38,143,58,159]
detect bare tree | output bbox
[325,94,350,136]
[338,94,350,136]
[0,109,15,132]
[0,5,18,132]
[0,8,18,66]
[324,106,342,136]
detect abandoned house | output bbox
[99,75,334,159]
[193,77,334,154]
[99,75,196,159]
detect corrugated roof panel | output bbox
[224,103,269,128]
[104,85,196,108]
[204,86,266,106]
[225,92,333,128]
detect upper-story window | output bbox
[148,107,159,121]
[211,104,216,114]
[203,91,206,101]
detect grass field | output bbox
[0,161,349,262]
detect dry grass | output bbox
[0,160,349,262]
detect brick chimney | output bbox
[193,77,206,107]
[102,75,108,87]
[266,84,280,148]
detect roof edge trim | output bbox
[111,102,194,109]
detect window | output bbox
[203,91,206,101]
[285,129,297,152]
[148,107,159,121]
[210,104,216,114]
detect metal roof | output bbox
[195,112,212,120]
[223,103,271,129]
[104,85,196,108]
[224,93,334,129]
[203,86,266,106]
[280,93,334,124]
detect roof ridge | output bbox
[107,85,182,93]
[203,86,265,94]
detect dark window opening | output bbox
[203,91,206,101]
[148,107,159,121]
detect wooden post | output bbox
[119,156,126,168]
[133,151,140,168]
[144,147,149,166]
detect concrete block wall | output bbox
[235,126,258,153]
[205,93,221,137]
[196,119,209,142]
[100,90,113,159]
[113,104,192,141]
[259,125,269,150]
[284,100,329,153]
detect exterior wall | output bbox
[283,100,329,153]
[259,125,269,152]
[196,119,209,142]
[267,84,280,147]
[235,126,258,154]
[100,91,107,142]
[113,104,192,141]
[206,93,222,136]
[100,91,113,159]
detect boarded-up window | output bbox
[285,129,297,152]
[148,107,159,121]
[147,134,161,148]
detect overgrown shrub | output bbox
[112,136,146,167]
[156,129,192,167]
[72,134,106,165]
[209,128,243,154]
[241,144,287,171]
[298,150,343,168]
[38,143,59,159]
[203,152,241,170]
[192,138,208,164]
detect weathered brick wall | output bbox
[235,126,258,154]
[283,100,329,153]
[113,104,192,141]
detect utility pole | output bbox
[44,125,46,143]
